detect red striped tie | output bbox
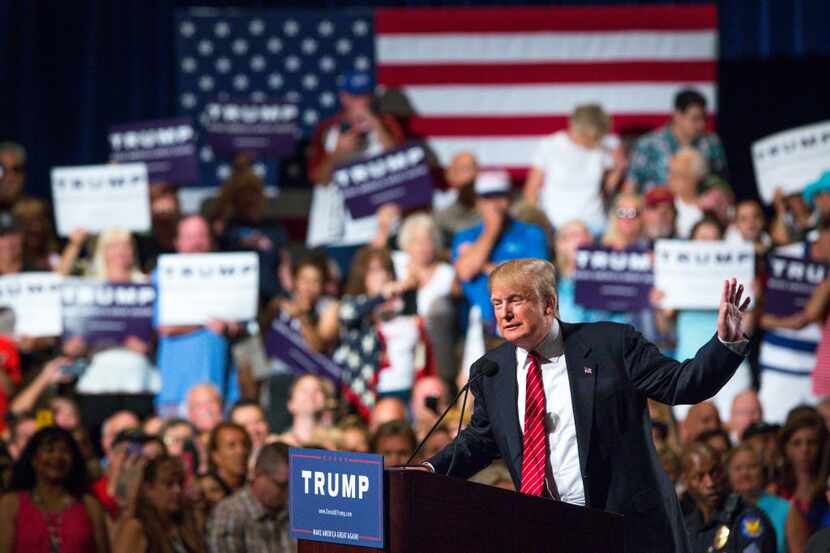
[520,352,547,496]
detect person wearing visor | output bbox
[306,70,405,276]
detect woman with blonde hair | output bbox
[602,193,648,251]
[62,227,159,419]
[523,103,625,235]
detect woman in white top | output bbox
[392,213,459,383]
[668,147,706,238]
[523,104,626,235]
[65,227,160,396]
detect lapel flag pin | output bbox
[584,367,593,375]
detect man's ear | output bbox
[545,297,557,317]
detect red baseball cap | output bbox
[644,186,675,208]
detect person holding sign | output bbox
[261,254,339,356]
[213,167,291,303]
[61,228,159,409]
[758,219,830,422]
[656,218,754,421]
[334,247,435,419]
[306,70,405,276]
[423,258,750,553]
[0,213,60,364]
[154,215,241,417]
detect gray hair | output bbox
[397,213,442,253]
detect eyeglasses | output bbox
[616,207,640,220]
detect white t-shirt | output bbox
[391,251,455,317]
[377,315,420,393]
[306,125,388,247]
[674,198,704,239]
[531,131,609,231]
[76,348,161,394]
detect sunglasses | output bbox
[616,207,640,220]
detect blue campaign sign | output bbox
[289,447,385,548]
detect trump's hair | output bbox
[488,259,558,307]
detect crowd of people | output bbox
[1,69,830,552]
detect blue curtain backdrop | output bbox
[1,0,829,201]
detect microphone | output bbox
[405,358,499,467]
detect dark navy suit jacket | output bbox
[427,320,744,553]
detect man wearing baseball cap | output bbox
[306,70,405,275]
[452,170,548,328]
[643,186,677,244]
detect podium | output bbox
[298,469,624,553]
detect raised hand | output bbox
[717,278,751,341]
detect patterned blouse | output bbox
[628,124,727,192]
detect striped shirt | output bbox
[760,243,821,377]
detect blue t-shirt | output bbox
[452,219,548,322]
[151,271,240,415]
[757,492,790,553]
[674,310,718,361]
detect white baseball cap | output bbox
[474,170,511,198]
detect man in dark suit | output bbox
[426,259,750,553]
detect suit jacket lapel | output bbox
[560,321,596,484]
[490,343,523,475]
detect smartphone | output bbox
[60,359,89,378]
[126,441,143,458]
[402,289,418,316]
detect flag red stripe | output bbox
[377,61,716,86]
[406,114,714,137]
[375,6,717,34]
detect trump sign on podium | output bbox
[289,448,384,548]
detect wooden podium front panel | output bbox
[299,469,623,553]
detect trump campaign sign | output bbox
[573,246,653,311]
[334,143,434,218]
[289,448,384,548]
[156,252,259,325]
[109,117,198,185]
[51,163,151,236]
[203,98,299,157]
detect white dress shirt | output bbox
[515,319,585,506]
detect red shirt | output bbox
[0,335,21,433]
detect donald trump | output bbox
[426,259,749,553]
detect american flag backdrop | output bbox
[375,5,718,180]
[176,5,717,185]
[175,9,376,187]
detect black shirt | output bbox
[683,492,777,553]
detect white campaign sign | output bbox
[157,253,259,325]
[654,240,755,309]
[752,120,830,203]
[51,163,151,236]
[0,273,64,337]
